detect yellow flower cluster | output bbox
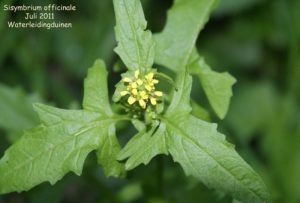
[120,70,163,109]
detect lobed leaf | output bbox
[0,59,124,194]
[191,99,211,122]
[96,123,125,177]
[163,114,270,203]
[154,0,218,70]
[120,68,270,202]
[117,122,168,170]
[83,59,113,115]
[83,59,124,177]
[113,0,154,71]
[189,51,236,119]
[166,71,192,117]
[0,104,102,194]
[163,68,269,202]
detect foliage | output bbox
[1,0,298,202]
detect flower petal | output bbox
[139,99,146,109]
[128,96,136,105]
[131,88,138,95]
[150,97,157,105]
[154,91,163,97]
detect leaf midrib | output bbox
[123,0,141,69]
[0,119,113,181]
[162,116,264,201]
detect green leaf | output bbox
[112,70,137,103]
[117,121,168,170]
[83,59,112,115]
[191,99,211,122]
[163,71,269,202]
[83,60,124,177]
[0,105,101,194]
[0,84,40,142]
[166,71,192,117]
[189,51,236,119]
[113,0,154,71]
[119,71,270,202]
[153,0,235,119]
[96,123,125,177]
[154,0,218,70]
[0,60,124,194]
[163,115,270,203]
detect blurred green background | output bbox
[0,0,300,202]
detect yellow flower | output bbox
[154,91,163,97]
[128,96,136,104]
[140,91,148,100]
[150,97,157,105]
[136,79,143,85]
[152,79,159,84]
[131,82,138,89]
[139,99,146,109]
[145,72,154,81]
[119,70,163,109]
[131,88,138,95]
[145,85,152,91]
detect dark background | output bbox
[0,0,299,202]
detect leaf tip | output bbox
[116,154,125,161]
[32,102,45,113]
[125,162,134,171]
